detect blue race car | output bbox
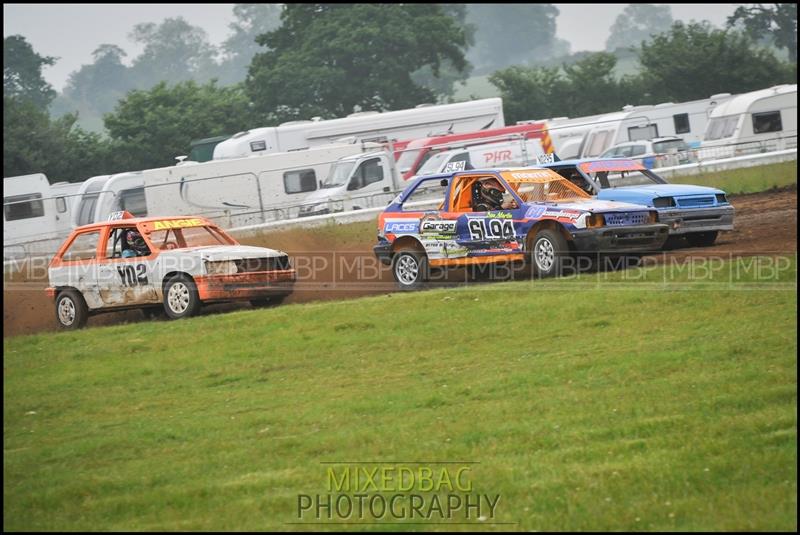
[541,158,734,247]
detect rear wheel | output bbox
[685,231,719,247]
[391,249,429,290]
[55,289,88,330]
[163,275,201,319]
[530,229,568,278]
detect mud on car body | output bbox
[373,168,669,289]
[46,212,295,329]
[541,158,735,247]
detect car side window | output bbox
[104,227,139,258]
[630,145,647,156]
[62,231,101,262]
[402,179,447,211]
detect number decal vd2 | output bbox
[117,264,148,286]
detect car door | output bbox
[448,175,524,259]
[56,229,103,309]
[95,225,161,307]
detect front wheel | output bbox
[391,250,429,290]
[163,275,201,319]
[685,231,718,247]
[55,289,89,330]
[530,229,568,278]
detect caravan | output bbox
[700,84,797,158]
[71,172,147,228]
[4,174,83,259]
[212,98,506,160]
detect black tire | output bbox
[391,249,429,290]
[529,229,569,278]
[685,231,719,247]
[250,295,287,308]
[163,275,201,319]
[55,289,89,330]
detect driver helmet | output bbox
[472,177,505,211]
[125,229,148,256]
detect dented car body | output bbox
[46,212,295,329]
[374,167,670,288]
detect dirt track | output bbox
[4,187,796,338]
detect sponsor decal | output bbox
[486,211,513,219]
[544,209,581,220]
[524,205,547,219]
[506,170,556,181]
[420,215,457,235]
[385,221,419,234]
[152,218,205,230]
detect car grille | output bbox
[676,196,715,208]
[235,256,291,272]
[603,212,649,226]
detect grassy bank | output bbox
[4,257,796,531]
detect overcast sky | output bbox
[4,3,745,92]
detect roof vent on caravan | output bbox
[311,116,322,122]
[709,93,731,99]
[415,103,435,108]
[622,104,635,111]
[655,102,676,108]
[279,120,313,126]
[549,117,569,121]
[231,130,250,139]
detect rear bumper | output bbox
[657,205,735,235]
[570,224,669,253]
[195,269,295,301]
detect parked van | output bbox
[212,98,505,160]
[4,174,83,259]
[700,84,797,158]
[414,137,547,177]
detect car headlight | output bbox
[205,260,238,275]
[715,193,728,204]
[653,197,676,208]
[586,213,604,228]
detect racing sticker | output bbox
[468,218,515,241]
[117,264,148,286]
[420,215,457,235]
[524,205,547,219]
[384,220,419,234]
[152,218,205,230]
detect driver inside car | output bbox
[121,229,150,257]
[471,177,517,211]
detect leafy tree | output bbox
[103,81,253,170]
[246,4,469,123]
[3,35,57,110]
[606,4,674,52]
[728,3,797,62]
[128,17,219,89]
[4,95,111,181]
[489,65,567,123]
[216,4,284,86]
[465,4,562,75]
[638,21,796,102]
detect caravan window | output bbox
[628,124,658,141]
[705,115,740,140]
[56,197,67,213]
[77,194,99,226]
[4,193,45,221]
[585,130,611,157]
[673,113,690,134]
[118,188,148,216]
[283,169,317,194]
[752,111,782,134]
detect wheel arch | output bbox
[525,220,574,251]
[390,236,427,255]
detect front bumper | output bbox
[195,269,296,301]
[570,223,669,253]
[373,242,393,265]
[657,205,735,235]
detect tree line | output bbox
[3,3,797,182]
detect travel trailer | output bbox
[700,84,797,157]
[3,174,83,259]
[71,172,146,228]
[212,98,506,160]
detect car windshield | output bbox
[416,151,452,176]
[653,139,688,153]
[322,161,355,188]
[148,225,234,250]
[588,169,666,188]
[504,171,590,203]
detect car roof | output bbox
[71,215,215,233]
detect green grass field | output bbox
[669,161,797,195]
[4,257,797,531]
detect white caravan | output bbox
[700,84,797,157]
[4,174,83,260]
[212,98,506,159]
[144,141,383,228]
[519,112,621,160]
[71,172,147,228]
